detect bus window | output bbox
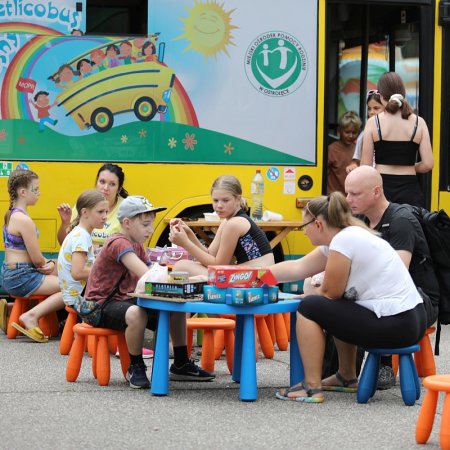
[86,0,148,35]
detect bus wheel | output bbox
[91,108,114,132]
[134,97,157,121]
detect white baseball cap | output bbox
[118,196,166,222]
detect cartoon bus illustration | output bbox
[52,40,175,132]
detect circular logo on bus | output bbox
[245,31,308,97]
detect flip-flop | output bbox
[11,323,48,343]
[276,381,324,403]
[0,299,7,334]
[322,371,358,393]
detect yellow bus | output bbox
[1,0,449,293]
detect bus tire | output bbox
[90,108,114,132]
[134,97,157,122]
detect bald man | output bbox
[345,166,439,389]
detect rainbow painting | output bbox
[0,24,198,129]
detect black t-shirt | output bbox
[373,203,439,307]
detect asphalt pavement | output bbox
[0,323,449,450]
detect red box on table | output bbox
[207,265,278,288]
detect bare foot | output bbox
[18,313,39,330]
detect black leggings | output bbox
[298,296,426,348]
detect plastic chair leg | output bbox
[441,394,450,450]
[274,313,288,351]
[66,334,86,382]
[108,335,118,355]
[411,355,421,400]
[7,299,23,339]
[92,336,98,379]
[399,354,418,406]
[60,311,77,355]
[214,329,225,360]
[96,335,111,386]
[265,314,276,344]
[256,316,274,359]
[87,335,96,357]
[224,329,234,374]
[357,353,379,403]
[201,329,215,373]
[415,334,436,377]
[416,389,438,444]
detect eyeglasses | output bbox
[299,218,316,231]
[367,89,379,98]
[299,202,317,231]
[29,186,40,194]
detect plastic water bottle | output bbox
[250,169,264,221]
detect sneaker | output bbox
[376,364,396,390]
[126,362,150,389]
[169,359,216,382]
[142,347,154,359]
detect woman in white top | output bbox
[270,192,426,403]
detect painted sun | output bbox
[176,0,238,59]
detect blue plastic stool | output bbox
[357,345,421,406]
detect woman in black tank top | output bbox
[361,72,433,207]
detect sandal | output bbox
[322,371,358,393]
[276,381,324,403]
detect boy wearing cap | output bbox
[84,195,215,388]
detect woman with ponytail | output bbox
[2,169,63,342]
[57,163,129,247]
[269,192,426,403]
[361,72,433,207]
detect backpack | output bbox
[409,206,450,354]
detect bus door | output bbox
[325,0,433,208]
[440,1,450,208]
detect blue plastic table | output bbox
[135,297,304,401]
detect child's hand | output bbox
[346,161,360,174]
[37,260,56,275]
[169,218,182,228]
[57,203,72,224]
[169,225,188,247]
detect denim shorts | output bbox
[2,262,45,297]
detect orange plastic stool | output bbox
[60,306,78,355]
[187,317,235,373]
[264,314,289,350]
[393,327,436,377]
[7,295,59,339]
[416,375,450,449]
[255,314,275,358]
[219,313,274,359]
[66,323,130,386]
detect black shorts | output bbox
[381,173,424,207]
[99,298,157,331]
